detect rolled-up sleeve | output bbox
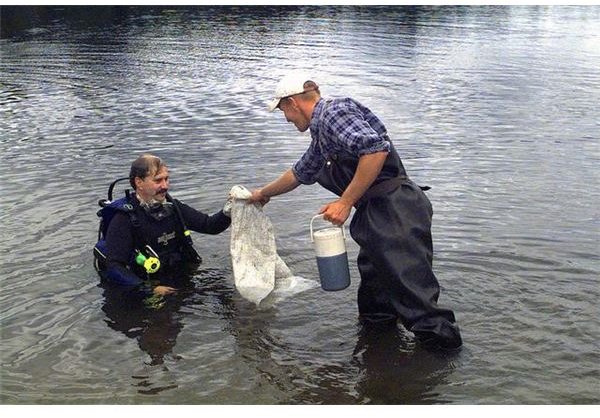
[326,99,390,157]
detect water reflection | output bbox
[101,283,187,368]
[99,266,238,397]
[101,262,452,403]
[352,322,458,404]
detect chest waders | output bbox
[314,144,462,349]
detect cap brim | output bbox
[267,97,281,112]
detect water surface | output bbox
[1,6,599,404]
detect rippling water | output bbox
[1,6,599,404]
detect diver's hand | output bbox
[247,189,270,206]
[223,193,233,217]
[153,285,177,296]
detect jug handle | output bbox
[310,214,347,242]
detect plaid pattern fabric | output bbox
[292,97,391,185]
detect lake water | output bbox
[0,5,599,405]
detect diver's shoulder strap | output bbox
[166,194,189,237]
[166,194,202,264]
[116,193,144,250]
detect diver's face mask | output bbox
[141,200,175,221]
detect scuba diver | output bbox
[94,153,231,297]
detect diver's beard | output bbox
[139,196,174,221]
[140,198,165,207]
[137,190,168,207]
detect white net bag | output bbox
[229,185,315,306]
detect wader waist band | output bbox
[356,176,407,207]
[356,176,431,207]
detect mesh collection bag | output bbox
[229,185,313,306]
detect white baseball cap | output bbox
[267,71,318,112]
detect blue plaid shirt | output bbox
[292,97,391,185]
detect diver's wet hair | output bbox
[129,154,166,189]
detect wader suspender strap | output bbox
[318,99,431,207]
[318,99,353,196]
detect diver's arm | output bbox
[104,262,174,296]
[176,200,231,235]
[104,213,145,287]
[104,261,144,287]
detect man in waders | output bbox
[247,72,462,350]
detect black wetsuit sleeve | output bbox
[175,200,231,234]
[104,212,145,288]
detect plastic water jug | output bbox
[310,215,351,291]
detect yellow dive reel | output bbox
[135,245,161,274]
